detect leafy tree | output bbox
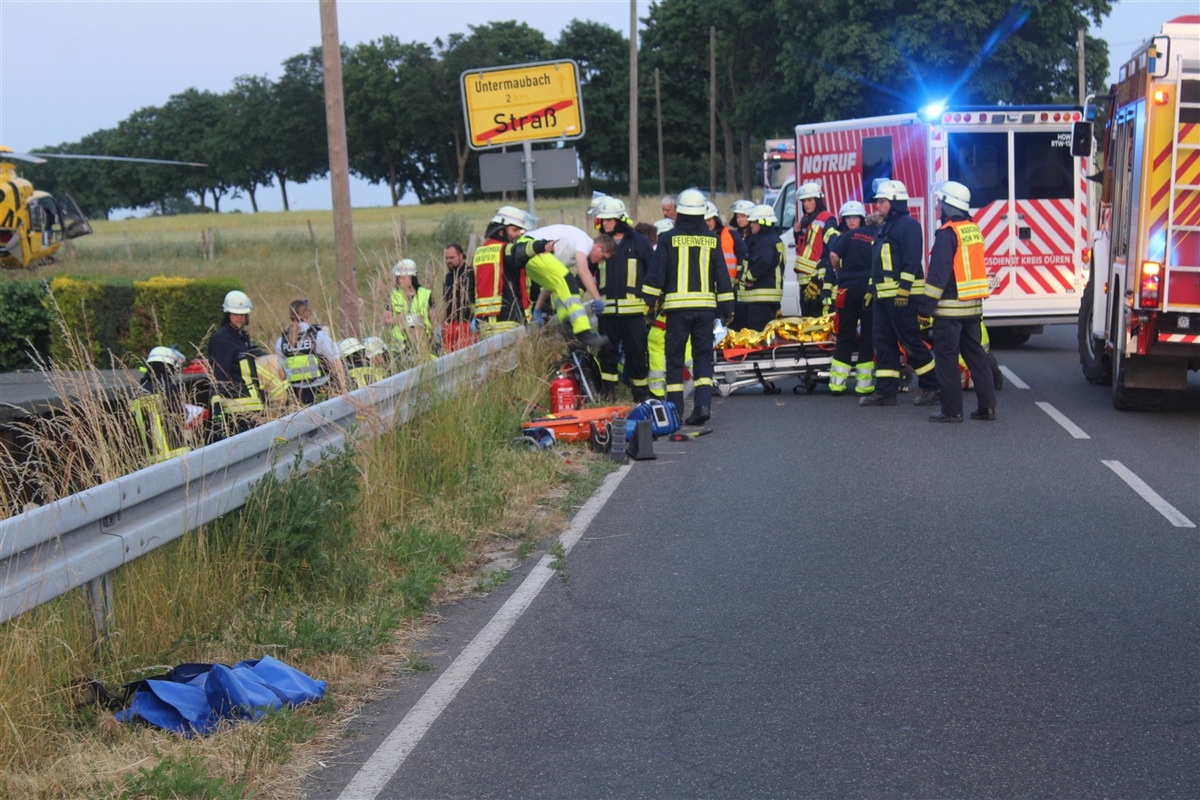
[157,89,227,211]
[553,20,629,195]
[216,75,278,212]
[271,49,330,211]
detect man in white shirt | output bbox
[526,223,604,317]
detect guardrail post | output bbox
[85,573,114,648]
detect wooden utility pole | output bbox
[655,68,665,196]
[709,27,717,195]
[319,0,360,336]
[628,0,639,219]
[1077,28,1086,105]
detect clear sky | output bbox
[0,0,1195,214]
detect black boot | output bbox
[685,405,710,425]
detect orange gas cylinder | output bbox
[549,371,578,414]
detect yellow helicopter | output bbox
[0,145,205,270]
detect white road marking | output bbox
[336,464,634,800]
[1103,460,1196,528]
[1000,365,1029,389]
[1036,401,1091,439]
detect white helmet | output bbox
[750,204,777,226]
[146,346,185,368]
[730,199,755,217]
[704,201,720,221]
[796,180,824,200]
[491,205,527,231]
[586,192,609,217]
[222,290,253,314]
[839,200,867,219]
[594,197,627,220]
[362,336,387,359]
[935,181,971,212]
[676,188,707,215]
[873,179,909,201]
[392,258,418,277]
[654,218,675,235]
[338,337,365,359]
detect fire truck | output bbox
[762,139,796,206]
[772,104,1091,343]
[1077,15,1200,411]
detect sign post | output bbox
[461,60,585,219]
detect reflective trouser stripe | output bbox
[855,360,876,394]
[829,358,851,392]
[877,368,901,380]
[666,382,685,393]
[694,377,712,388]
[479,320,521,338]
[554,296,591,334]
[914,360,935,376]
[601,370,620,383]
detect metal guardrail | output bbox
[0,330,524,625]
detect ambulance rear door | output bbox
[942,110,1087,329]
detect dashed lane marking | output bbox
[1103,460,1196,528]
[999,365,1029,389]
[1035,401,1091,439]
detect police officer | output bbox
[792,181,839,318]
[643,189,735,425]
[825,201,879,396]
[593,197,654,401]
[920,181,998,422]
[860,180,939,406]
[277,298,340,404]
[736,203,784,331]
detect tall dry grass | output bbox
[0,328,614,799]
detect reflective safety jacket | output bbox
[594,230,654,315]
[472,238,527,324]
[795,210,838,283]
[739,227,784,304]
[921,217,989,317]
[279,324,330,387]
[870,207,925,300]
[389,286,433,346]
[718,226,746,283]
[643,221,736,312]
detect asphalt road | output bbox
[311,324,1199,800]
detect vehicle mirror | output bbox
[1071,122,1093,158]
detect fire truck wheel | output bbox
[1078,279,1111,385]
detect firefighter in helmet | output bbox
[473,206,535,339]
[207,290,268,435]
[824,200,879,396]
[643,188,735,426]
[792,181,839,317]
[861,179,939,407]
[920,181,998,422]
[735,203,784,331]
[729,198,756,241]
[592,196,653,400]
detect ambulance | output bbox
[1077,15,1200,411]
[772,104,1091,343]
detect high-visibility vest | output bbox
[472,241,505,319]
[924,219,989,316]
[389,286,433,345]
[719,228,739,282]
[279,325,328,386]
[796,210,836,280]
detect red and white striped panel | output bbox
[1157,332,1200,344]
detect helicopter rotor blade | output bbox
[27,153,207,168]
[1,152,48,164]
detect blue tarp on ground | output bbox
[115,655,326,736]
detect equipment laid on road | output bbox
[669,428,712,441]
[1077,15,1200,411]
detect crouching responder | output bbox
[385,259,434,356]
[521,213,607,350]
[338,338,386,390]
[824,201,879,396]
[277,299,340,404]
[643,188,735,426]
[132,346,202,462]
[208,290,268,437]
[736,204,784,331]
[920,181,997,423]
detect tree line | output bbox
[24,0,1112,219]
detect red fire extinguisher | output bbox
[550,370,578,414]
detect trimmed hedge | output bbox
[126,276,243,359]
[46,276,135,369]
[0,280,52,371]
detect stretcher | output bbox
[713,340,845,396]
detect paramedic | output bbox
[825,202,879,396]
[920,181,997,422]
[385,259,434,354]
[643,188,735,426]
[792,181,839,317]
[860,180,939,407]
[526,222,604,318]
